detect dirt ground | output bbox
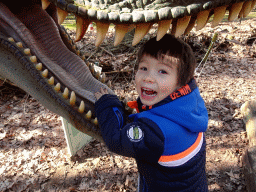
[1,17,256,192]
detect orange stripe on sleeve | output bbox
[159,132,203,162]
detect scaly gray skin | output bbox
[0,0,255,142]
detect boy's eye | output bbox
[140,67,147,71]
[159,70,167,74]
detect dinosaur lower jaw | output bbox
[0,2,113,141]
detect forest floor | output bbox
[1,16,256,192]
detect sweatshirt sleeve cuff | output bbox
[95,94,123,114]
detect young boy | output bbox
[94,34,208,192]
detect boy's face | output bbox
[135,54,180,106]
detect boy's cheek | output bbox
[134,82,141,94]
[135,73,141,85]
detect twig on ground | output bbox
[86,49,98,61]
[196,33,218,79]
[104,69,133,74]
[100,47,114,57]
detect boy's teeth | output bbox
[142,88,157,96]
[143,91,157,96]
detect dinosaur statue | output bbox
[0,0,255,144]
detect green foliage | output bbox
[62,14,76,30]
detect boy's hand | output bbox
[95,87,109,100]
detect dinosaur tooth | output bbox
[30,56,37,63]
[63,87,69,99]
[196,10,210,31]
[172,16,191,37]
[36,63,43,71]
[24,48,31,55]
[157,20,172,41]
[41,0,50,10]
[78,101,85,113]
[184,16,197,35]
[99,75,102,82]
[85,110,92,119]
[239,1,252,18]
[70,91,76,106]
[132,23,152,46]
[114,24,132,46]
[54,83,61,92]
[212,6,228,28]
[92,118,98,125]
[75,16,90,42]
[107,80,111,88]
[48,77,54,85]
[95,22,109,47]
[8,37,15,42]
[89,63,95,74]
[251,0,256,11]
[16,42,23,48]
[78,100,85,113]
[101,73,106,83]
[228,2,244,21]
[42,69,48,78]
[95,71,101,79]
[81,55,86,60]
[57,8,68,25]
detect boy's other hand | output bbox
[95,87,109,100]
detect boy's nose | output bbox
[143,74,155,83]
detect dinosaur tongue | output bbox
[0,3,113,102]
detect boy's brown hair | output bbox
[136,34,196,87]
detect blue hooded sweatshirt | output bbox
[95,79,208,192]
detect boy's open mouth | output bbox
[141,87,157,97]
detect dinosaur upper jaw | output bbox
[48,0,255,46]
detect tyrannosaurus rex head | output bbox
[0,0,254,141]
